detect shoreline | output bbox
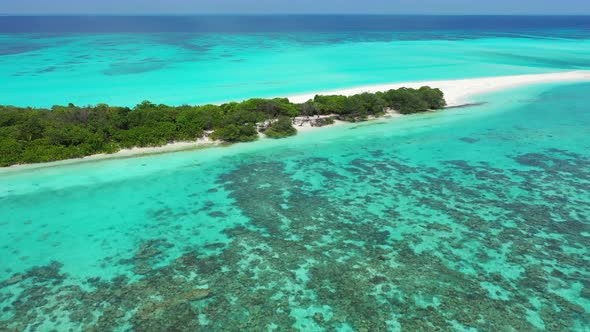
[3,70,590,172]
[287,70,590,107]
[1,138,224,172]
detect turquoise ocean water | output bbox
[1,16,590,331]
[2,16,590,107]
[3,33,590,108]
[1,81,589,331]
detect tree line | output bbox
[0,87,445,166]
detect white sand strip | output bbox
[287,71,590,107]
[2,138,221,172]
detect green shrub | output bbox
[0,86,445,166]
[265,116,297,139]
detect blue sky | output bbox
[1,0,590,14]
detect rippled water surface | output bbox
[1,15,590,107]
[1,81,589,331]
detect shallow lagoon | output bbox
[1,82,589,331]
[0,26,590,107]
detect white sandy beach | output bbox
[287,70,590,107]
[4,70,590,171]
[2,137,222,172]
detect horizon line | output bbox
[2,13,590,16]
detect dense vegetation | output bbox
[264,116,298,138]
[0,87,445,166]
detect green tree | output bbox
[0,138,23,166]
[211,124,258,142]
[18,116,45,141]
[176,109,206,140]
[418,86,446,109]
[313,95,348,115]
[265,116,297,139]
[0,86,445,166]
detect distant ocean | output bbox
[2,15,590,33]
[1,16,589,331]
[1,15,590,107]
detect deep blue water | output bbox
[1,15,590,35]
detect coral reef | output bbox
[1,146,589,331]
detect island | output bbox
[0,87,445,166]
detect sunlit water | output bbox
[2,15,590,331]
[2,16,590,107]
[0,81,589,331]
